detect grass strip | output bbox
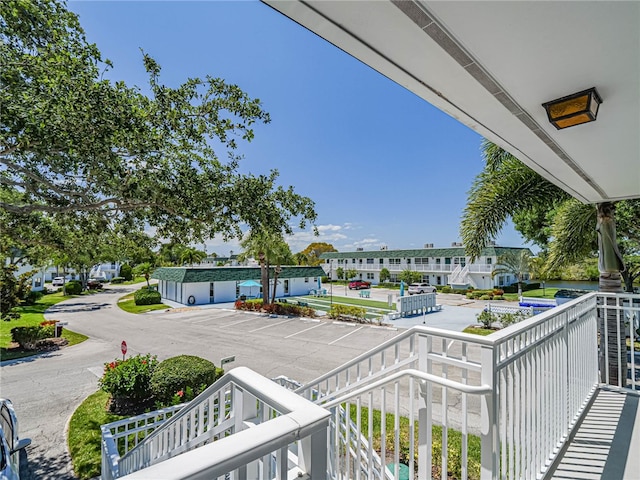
[349,404,481,479]
[117,299,170,314]
[68,390,124,479]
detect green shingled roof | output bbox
[151,266,325,283]
[319,246,532,260]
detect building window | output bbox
[436,258,441,265]
[406,258,411,264]
[304,277,309,283]
[352,259,356,263]
[366,259,374,264]
[379,258,384,264]
[366,273,374,280]
[359,259,363,264]
[486,258,492,265]
[445,258,451,265]
[389,259,401,265]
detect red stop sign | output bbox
[121,340,127,355]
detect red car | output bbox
[348,280,371,290]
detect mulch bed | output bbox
[5,337,69,355]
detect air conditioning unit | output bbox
[356,247,364,252]
[424,243,434,248]
[451,242,463,247]
[380,245,388,250]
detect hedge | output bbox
[150,355,223,406]
[134,288,161,305]
[65,280,83,295]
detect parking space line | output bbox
[219,317,258,328]
[249,318,294,333]
[284,322,325,339]
[328,326,364,345]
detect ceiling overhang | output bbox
[263,0,640,204]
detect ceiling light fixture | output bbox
[542,87,602,130]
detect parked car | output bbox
[51,277,65,287]
[408,283,437,295]
[87,278,104,289]
[0,399,31,480]
[348,280,371,290]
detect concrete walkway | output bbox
[549,389,640,480]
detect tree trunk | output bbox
[271,266,281,304]
[260,253,269,305]
[596,202,627,386]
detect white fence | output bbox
[102,292,639,479]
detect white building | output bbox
[320,244,532,289]
[152,265,326,306]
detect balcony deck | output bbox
[549,389,640,480]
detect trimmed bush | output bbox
[119,264,133,281]
[65,280,82,295]
[328,304,367,322]
[23,289,43,305]
[151,355,223,406]
[134,288,161,305]
[441,286,452,293]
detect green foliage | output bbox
[499,311,526,328]
[328,304,367,321]
[134,288,161,305]
[0,263,36,321]
[150,355,223,406]
[379,267,391,283]
[10,326,48,350]
[299,242,337,266]
[110,276,125,284]
[441,286,452,293]
[398,269,422,285]
[345,268,357,280]
[119,264,133,281]
[99,354,158,413]
[23,289,44,305]
[65,280,83,295]
[336,267,344,280]
[476,310,497,329]
[0,0,316,264]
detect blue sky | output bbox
[69,1,527,256]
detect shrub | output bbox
[99,354,158,414]
[480,294,491,300]
[10,326,48,350]
[328,304,367,322]
[499,311,525,328]
[476,310,497,329]
[134,288,161,305]
[23,289,43,305]
[64,280,82,295]
[151,355,223,406]
[492,288,504,296]
[119,264,133,281]
[111,276,125,284]
[441,286,452,293]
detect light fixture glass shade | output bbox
[542,87,602,129]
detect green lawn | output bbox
[290,294,395,320]
[116,290,169,314]
[463,326,496,336]
[68,390,124,479]
[0,292,88,361]
[502,288,559,301]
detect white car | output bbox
[408,283,437,295]
[51,277,66,287]
[0,399,31,480]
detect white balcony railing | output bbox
[102,292,639,479]
[105,368,330,480]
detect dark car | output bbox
[348,280,371,290]
[87,278,104,289]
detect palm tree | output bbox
[239,230,291,304]
[179,247,206,266]
[491,250,531,298]
[133,262,154,289]
[294,252,309,266]
[462,140,628,385]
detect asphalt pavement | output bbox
[0,284,486,479]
